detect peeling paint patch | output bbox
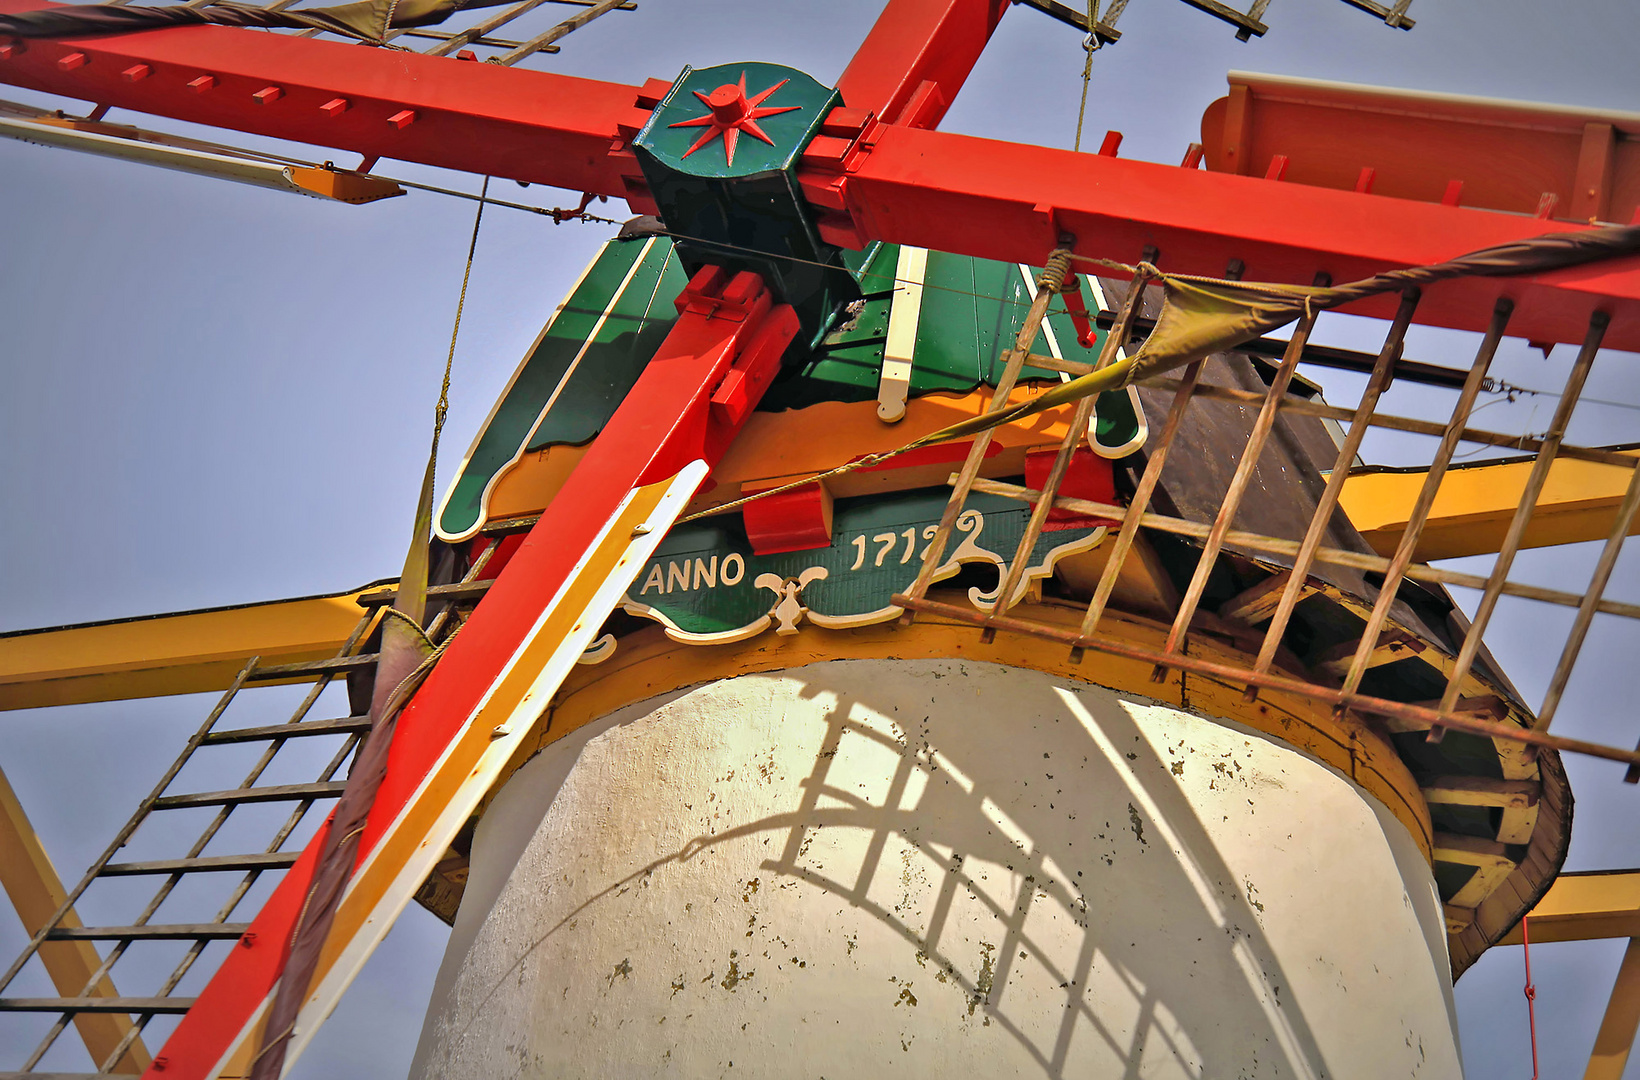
[1127,803,1148,845]
[970,942,996,1016]
[720,951,752,991]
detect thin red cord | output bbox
[1523,914,1540,1080]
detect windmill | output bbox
[3,0,1640,1076]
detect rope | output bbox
[379,605,437,651]
[1037,247,1074,292]
[436,174,488,453]
[1072,0,1099,153]
[1522,915,1540,1080]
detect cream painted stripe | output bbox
[435,237,659,543]
[521,237,660,454]
[275,461,709,1075]
[1018,264,1068,382]
[1083,275,1149,459]
[877,245,927,422]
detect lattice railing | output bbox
[894,268,1640,777]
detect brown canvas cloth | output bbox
[247,448,443,1080]
[898,223,1640,454]
[0,0,511,43]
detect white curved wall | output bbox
[412,659,1460,1079]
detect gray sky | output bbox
[3,0,1640,1075]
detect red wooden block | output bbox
[57,51,87,72]
[387,109,416,129]
[252,85,283,105]
[742,482,834,556]
[122,63,152,82]
[320,97,349,117]
[1024,448,1118,530]
[187,74,216,93]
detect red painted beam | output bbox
[803,123,1640,351]
[152,268,799,1080]
[7,0,1640,350]
[0,0,641,194]
[836,0,1009,128]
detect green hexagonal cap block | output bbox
[636,61,837,180]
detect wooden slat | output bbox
[202,716,372,745]
[151,782,346,811]
[1218,571,1318,625]
[0,997,194,1014]
[1422,777,1539,810]
[99,852,299,876]
[47,924,249,941]
[245,654,376,680]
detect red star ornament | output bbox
[668,72,801,167]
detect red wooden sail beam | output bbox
[0,0,639,194]
[835,0,1009,129]
[6,0,1640,350]
[799,121,1640,350]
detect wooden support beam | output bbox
[1217,571,1318,625]
[1339,450,1640,562]
[1444,903,1476,935]
[1587,937,1640,1080]
[1201,73,1640,224]
[1314,628,1425,678]
[0,766,149,1073]
[0,585,386,710]
[1433,832,1517,910]
[1500,871,1640,945]
[1422,776,1540,810]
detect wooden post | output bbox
[0,766,150,1073]
[1587,937,1640,1080]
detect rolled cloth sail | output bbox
[898,223,1640,453]
[0,0,510,43]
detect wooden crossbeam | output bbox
[1340,450,1640,562]
[0,588,384,710]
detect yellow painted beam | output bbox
[1586,937,1640,1080]
[0,765,148,1073]
[1339,450,1640,562]
[1498,871,1640,945]
[0,584,387,711]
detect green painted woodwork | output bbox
[436,235,1145,541]
[623,486,1103,639]
[634,62,853,346]
[761,246,1133,424]
[434,237,687,539]
[636,62,836,181]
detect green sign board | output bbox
[622,487,1108,644]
